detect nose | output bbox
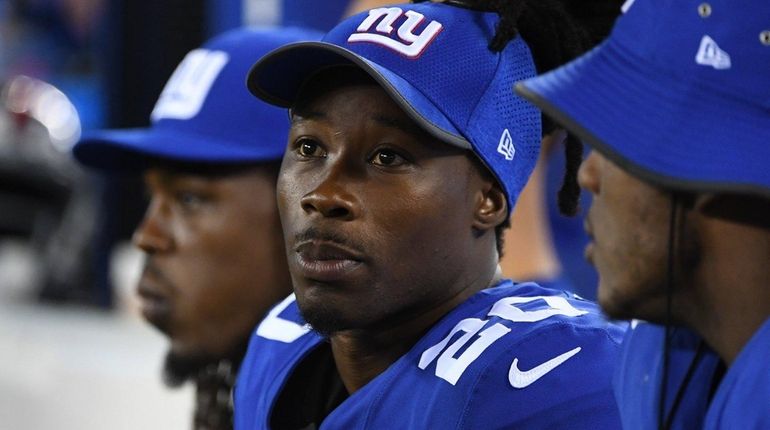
[132,198,173,254]
[577,149,601,195]
[300,169,359,220]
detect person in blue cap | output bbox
[234,1,626,428]
[72,27,321,429]
[517,0,770,428]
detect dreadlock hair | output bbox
[415,0,622,255]
[485,0,591,218]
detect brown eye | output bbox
[296,139,325,158]
[371,149,405,167]
[175,190,206,212]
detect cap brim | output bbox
[247,41,471,150]
[516,40,770,199]
[74,128,285,171]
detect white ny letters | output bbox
[348,8,443,58]
[151,49,228,121]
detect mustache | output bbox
[140,258,174,289]
[293,227,364,251]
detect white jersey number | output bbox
[255,294,311,343]
[418,295,587,385]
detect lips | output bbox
[136,266,173,332]
[294,240,364,282]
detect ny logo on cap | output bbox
[348,7,443,58]
[695,35,731,70]
[151,49,229,121]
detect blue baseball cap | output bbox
[516,0,770,199]
[73,27,322,171]
[247,1,541,215]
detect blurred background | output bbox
[0,0,597,428]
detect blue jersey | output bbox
[614,318,770,429]
[234,280,625,429]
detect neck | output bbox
[681,218,770,365]
[330,266,505,393]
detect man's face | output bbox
[133,165,291,364]
[277,76,496,336]
[578,150,682,320]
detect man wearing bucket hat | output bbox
[234,1,626,428]
[517,0,770,428]
[73,27,321,429]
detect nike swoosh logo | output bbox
[509,346,582,389]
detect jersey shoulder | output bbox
[384,281,626,429]
[614,322,721,430]
[234,294,321,429]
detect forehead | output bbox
[294,68,395,115]
[292,68,444,142]
[143,162,276,186]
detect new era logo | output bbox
[620,0,636,14]
[151,49,229,121]
[497,129,515,161]
[348,7,443,58]
[695,35,731,70]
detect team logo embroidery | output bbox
[151,49,229,121]
[497,129,515,161]
[347,7,443,58]
[695,35,731,70]
[509,346,581,389]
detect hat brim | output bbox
[516,40,770,199]
[247,41,471,150]
[74,128,285,171]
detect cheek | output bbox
[175,211,273,299]
[368,185,472,279]
[593,184,671,314]
[276,167,304,228]
[276,171,292,212]
[172,223,281,347]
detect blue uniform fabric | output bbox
[613,323,721,430]
[706,317,770,429]
[614,318,770,429]
[234,280,626,429]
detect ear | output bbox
[473,180,508,232]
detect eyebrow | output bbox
[149,170,210,188]
[290,109,325,123]
[373,114,428,140]
[290,108,430,142]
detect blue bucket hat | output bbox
[516,0,770,199]
[246,1,541,215]
[73,27,322,171]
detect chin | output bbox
[597,281,634,321]
[599,284,663,323]
[296,299,354,338]
[143,314,172,336]
[163,337,251,387]
[597,299,628,321]
[162,348,214,387]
